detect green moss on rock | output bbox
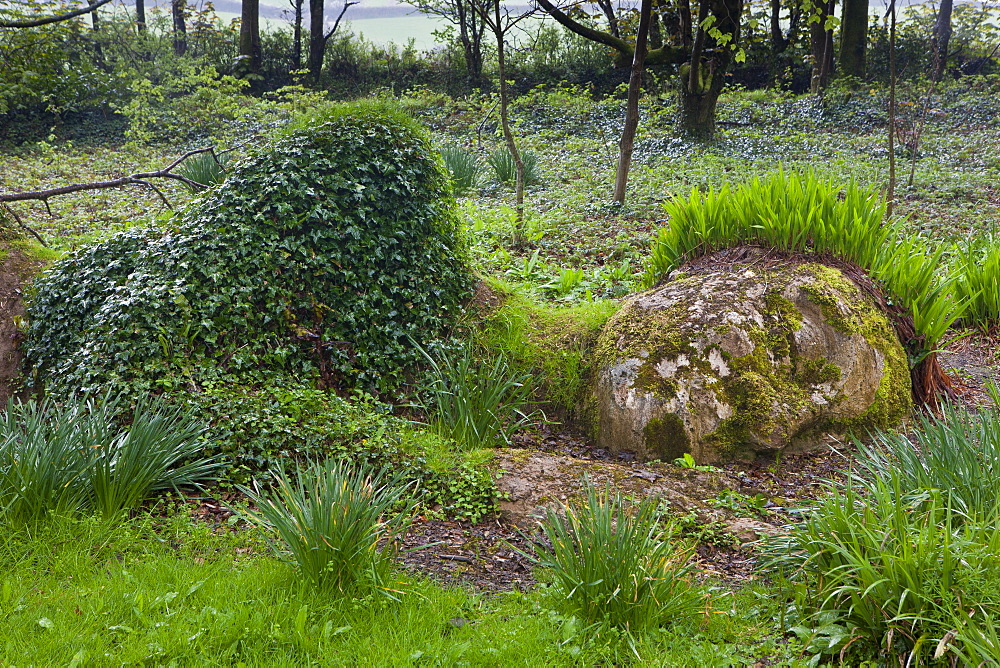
[763,292,803,330]
[643,413,691,461]
[798,359,842,384]
[592,260,912,462]
[478,283,619,421]
[795,263,911,433]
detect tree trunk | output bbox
[787,0,802,49]
[677,0,741,138]
[291,0,303,70]
[678,92,721,137]
[135,0,146,33]
[90,4,105,67]
[456,0,485,87]
[239,0,262,86]
[613,0,651,203]
[770,0,787,52]
[678,0,693,50]
[172,0,187,57]
[648,7,662,50]
[809,0,834,92]
[839,0,868,79]
[931,0,953,81]
[887,0,896,217]
[492,0,525,234]
[308,0,325,84]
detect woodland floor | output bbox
[4,85,1000,602]
[173,330,998,596]
[391,330,997,592]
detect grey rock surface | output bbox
[592,261,910,463]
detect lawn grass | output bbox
[2,81,999,665]
[0,510,794,666]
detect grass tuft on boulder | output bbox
[26,101,473,395]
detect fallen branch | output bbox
[0,147,219,208]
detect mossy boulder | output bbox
[592,261,911,463]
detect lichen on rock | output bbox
[591,257,911,463]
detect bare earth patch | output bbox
[0,244,43,408]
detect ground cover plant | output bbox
[25,100,473,397]
[240,459,418,595]
[764,398,1000,665]
[529,481,706,631]
[3,54,1000,665]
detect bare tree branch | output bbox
[133,180,173,208]
[324,1,358,40]
[533,0,683,65]
[0,147,219,207]
[533,0,631,54]
[0,204,47,247]
[0,0,114,29]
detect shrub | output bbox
[440,144,481,195]
[239,459,417,594]
[528,482,704,631]
[26,101,473,396]
[852,400,1000,521]
[487,147,542,186]
[0,4,130,117]
[0,394,218,522]
[411,341,537,450]
[117,64,253,145]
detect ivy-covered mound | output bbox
[26,101,473,395]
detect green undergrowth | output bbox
[953,230,1000,330]
[529,482,706,631]
[182,381,496,522]
[0,393,219,524]
[0,513,796,666]
[25,100,472,397]
[764,399,1000,665]
[475,281,619,420]
[642,172,971,355]
[410,339,540,450]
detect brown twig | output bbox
[0,204,47,247]
[439,554,474,564]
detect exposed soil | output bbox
[389,330,998,593]
[170,329,1000,595]
[0,243,43,408]
[398,517,536,594]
